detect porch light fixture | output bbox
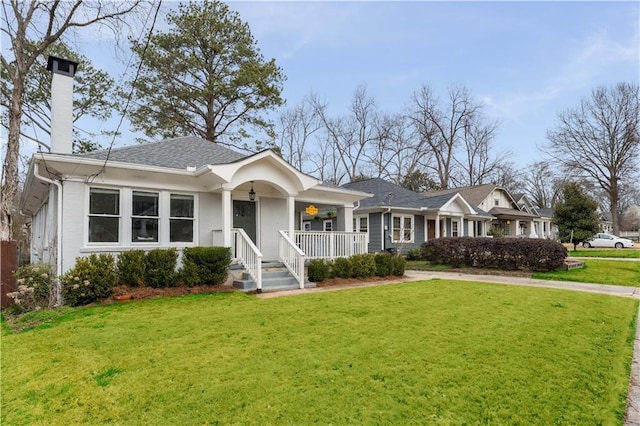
[506,220,511,225]
[249,181,256,201]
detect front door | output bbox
[427,220,436,240]
[233,200,256,243]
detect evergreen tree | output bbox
[128,0,285,147]
[553,182,599,250]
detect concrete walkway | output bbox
[255,269,640,424]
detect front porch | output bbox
[214,228,368,292]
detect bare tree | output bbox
[487,161,525,194]
[1,0,146,240]
[522,161,566,208]
[546,82,640,235]
[274,94,322,172]
[314,85,378,184]
[409,84,481,189]
[452,113,504,187]
[364,112,432,185]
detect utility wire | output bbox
[88,0,162,183]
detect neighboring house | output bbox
[512,193,557,239]
[342,178,494,253]
[598,211,613,233]
[19,57,371,295]
[427,184,549,238]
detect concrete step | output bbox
[232,264,315,292]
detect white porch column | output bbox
[286,195,295,236]
[435,214,441,238]
[337,205,353,232]
[467,219,474,237]
[529,220,537,238]
[222,187,232,247]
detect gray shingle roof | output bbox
[343,178,496,217]
[74,136,248,169]
[343,178,432,209]
[423,184,498,206]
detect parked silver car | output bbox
[582,233,635,248]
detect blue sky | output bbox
[13,1,640,169]
[228,1,639,167]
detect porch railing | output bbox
[292,231,367,260]
[278,231,306,289]
[231,228,263,291]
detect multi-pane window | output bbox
[89,188,120,242]
[132,191,159,242]
[392,215,413,243]
[452,221,459,237]
[324,220,333,231]
[170,194,194,242]
[353,216,368,232]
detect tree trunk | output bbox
[0,82,25,241]
[610,176,620,235]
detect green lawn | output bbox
[2,281,637,424]
[533,259,640,286]
[568,249,640,259]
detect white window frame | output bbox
[452,220,459,237]
[85,187,198,248]
[392,214,414,243]
[169,193,196,244]
[353,215,368,232]
[131,190,160,244]
[323,219,333,232]
[87,187,122,245]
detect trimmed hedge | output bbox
[420,237,567,272]
[308,253,405,282]
[308,259,329,282]
[145,248,178,288]
[180,246,231,286]
[117,250,146,286]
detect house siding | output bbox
[259,197,288,260]
[199,192,220,245]
[61,181,86,272]
[387,213,423,254]
[368,212,382,252]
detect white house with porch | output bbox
[19,57,371,298]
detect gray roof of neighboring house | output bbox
[343,178,432,209]
[423,183,499,206]
[74,136,248,169]
[342,178,493,218]
[489,207,539,218]
[536,207,553,218]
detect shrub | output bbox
[420,237,567,272]
[374,253,393,277]
[144,248,178,288]
[61,254,117,306]
[390,255,406,276]
[332,257,352,278]
[350,254,377,278]
[405,248,422,261]
[8,263,54,311]
[117,250,146,286]
[180,247,231,286]
[308,259,329,282]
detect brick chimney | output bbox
[46,56,78,154]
